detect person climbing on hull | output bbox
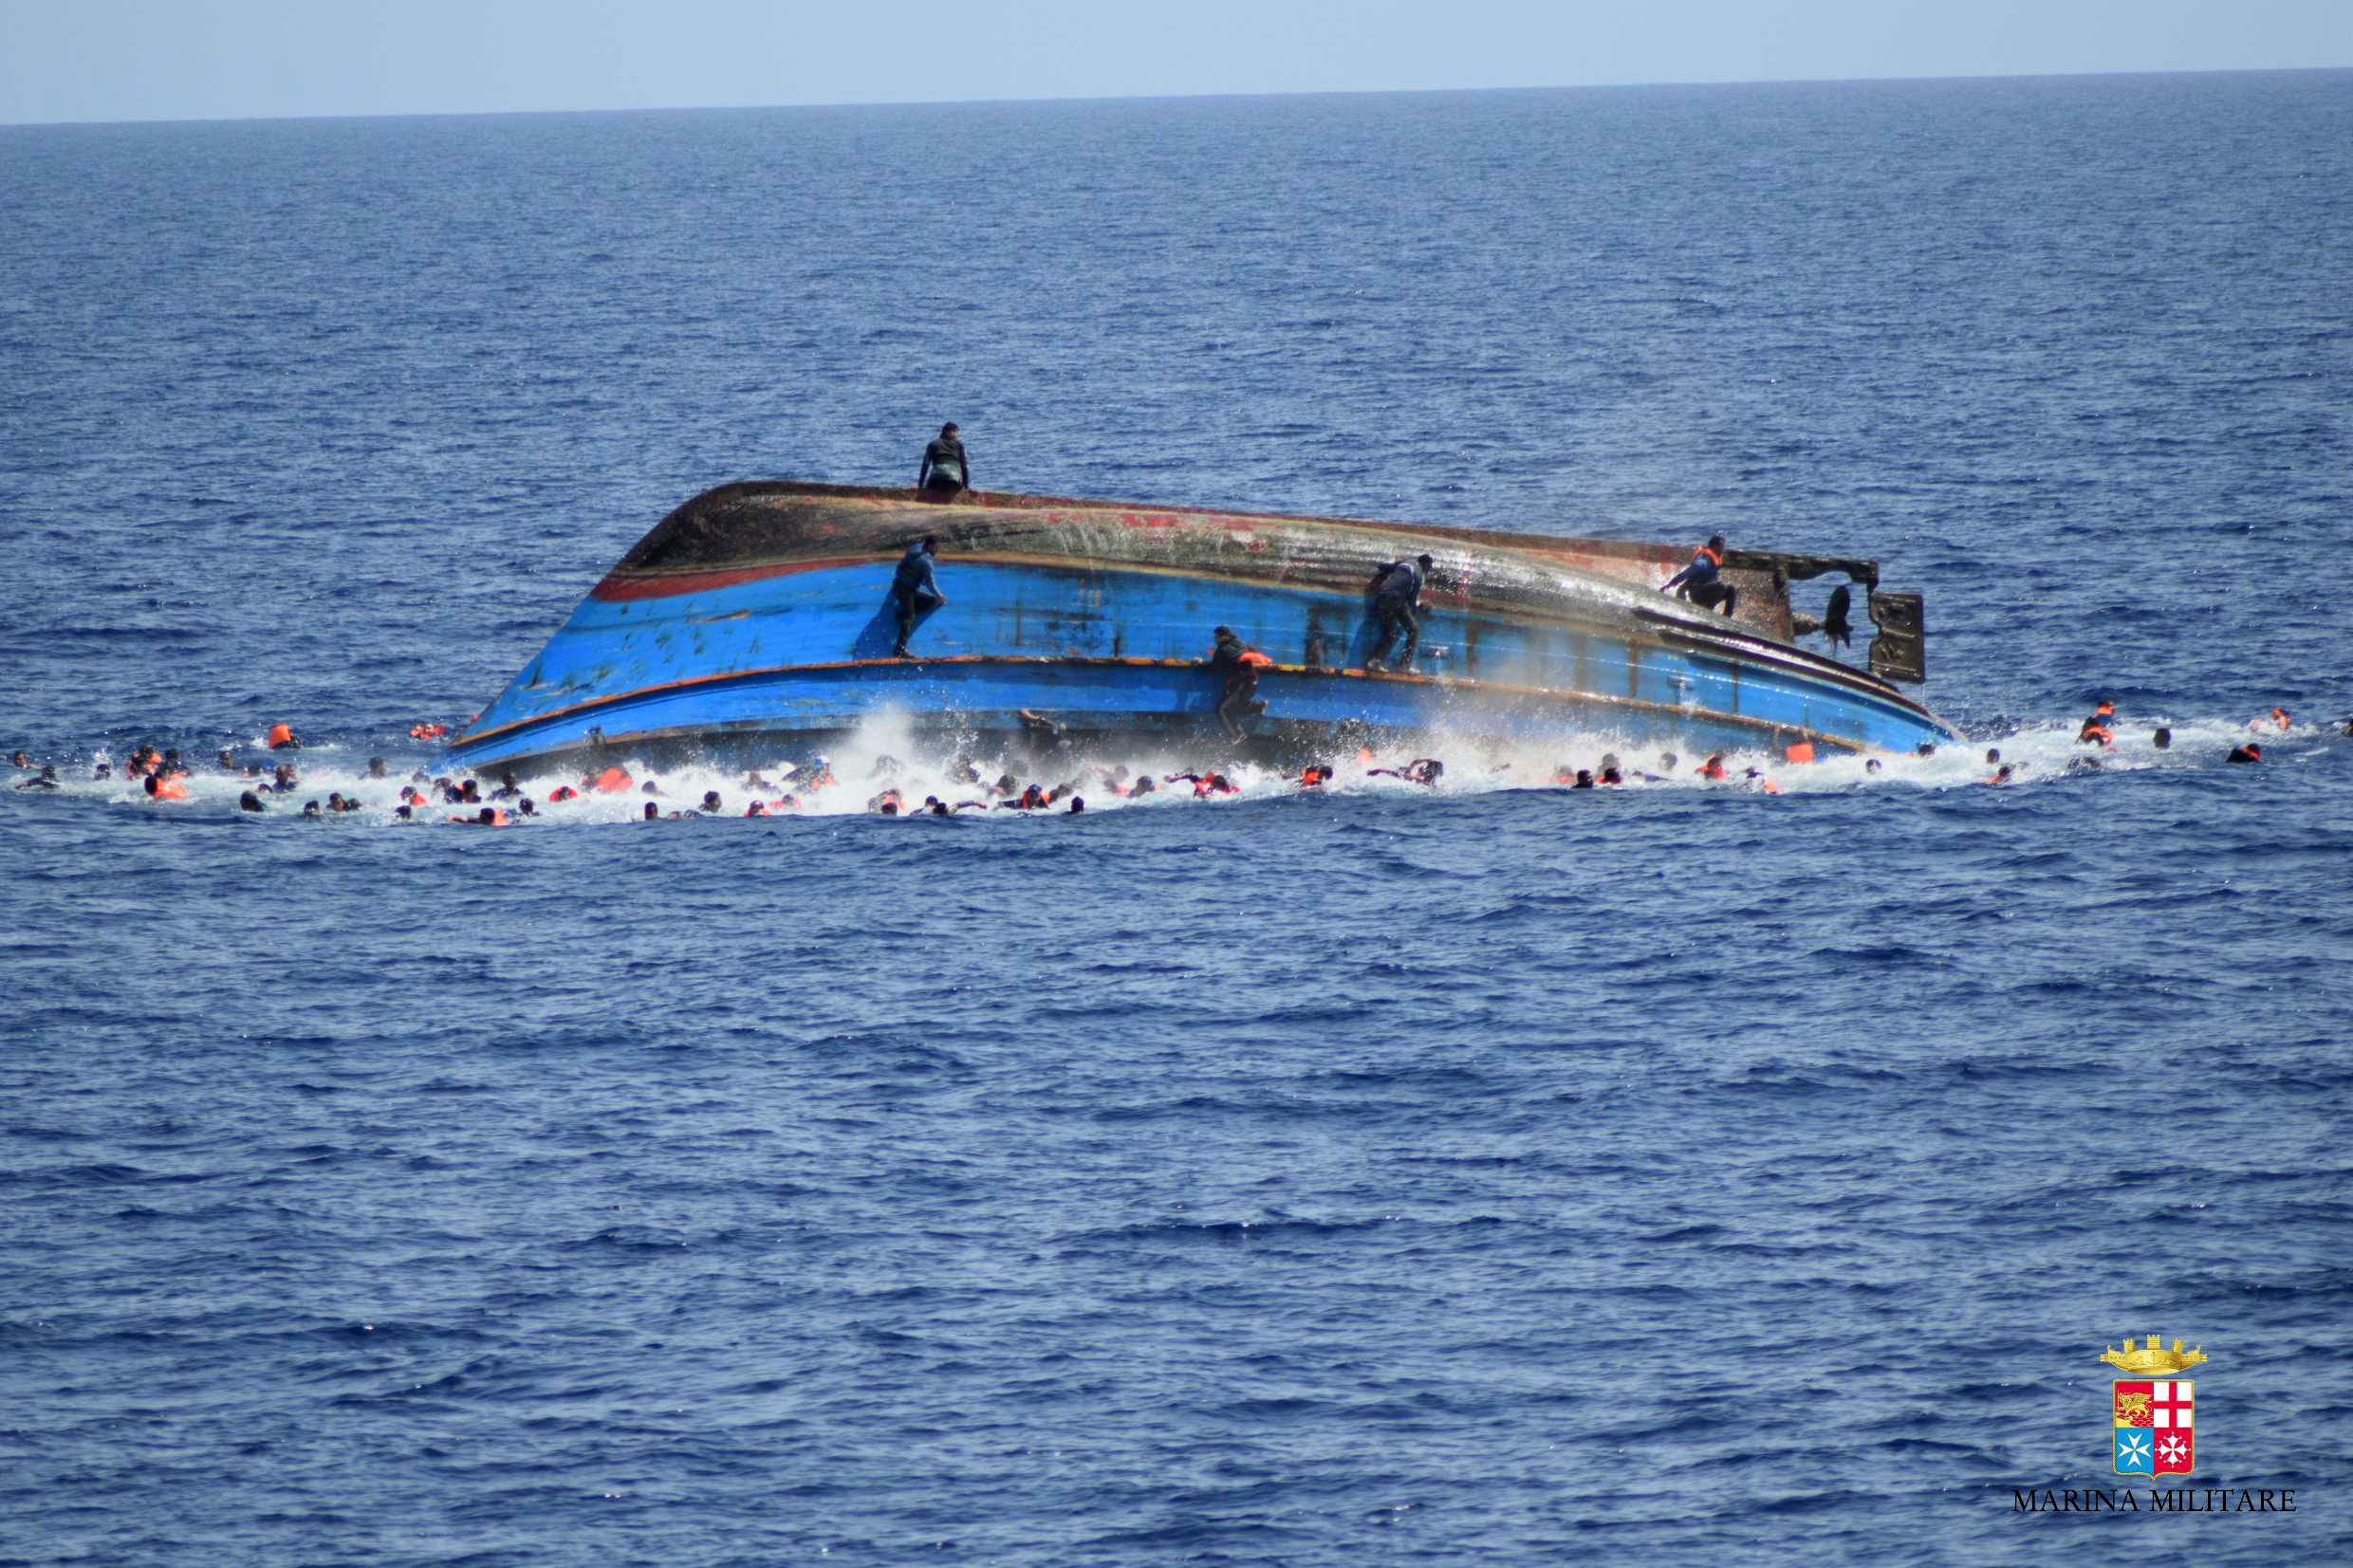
[1365,554,1433,672]
[1662,534,1736,617]
[890,535,946,659]
[1207,625,1271,740]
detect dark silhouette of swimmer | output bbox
[301,800,322,817]
[367,757,388,779]
[17,765,58,791]
[491,771,522,799]
[1571,769,1595,788]
[1864,758,1883,775]
[1663,535,1735,616]
[2227,744,2261,765]
[2153,728,2172,750]
[917,423,971,496]
[8,750,27,769]
[238,790,265,812]
[1365,555,1434,671]
[1365,758,1444,785]
[1209,625,1269,740]
[891,536,946,658]
[1915,742,1936,757]
[643,802,660,820]
[1985,748,2001,766]
[1066,797,1085,814]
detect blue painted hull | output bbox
[441,483,1955,774]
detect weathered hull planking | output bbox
[439,481,1955,773]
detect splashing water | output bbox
[11,709,2334,827]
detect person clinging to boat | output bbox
[1662,534,1736,616]
[917,422,971,497]
[890,535,947,658]
[1364,554,1433,672]
[1208,625,1270,740]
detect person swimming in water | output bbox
[2227,743,2262,765]
[17,765,58,791]
[1367,758,1444,785]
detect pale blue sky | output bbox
[2,0,2347,125]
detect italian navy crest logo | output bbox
[2103,1335,2205,1476]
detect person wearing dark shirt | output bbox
[1365,553,1433,672]
[891,535,946,658]
[917,423,971,496]
[1663,534,1736,616]
[1208,625,1269,740]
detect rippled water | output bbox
[3,73,2350,1564]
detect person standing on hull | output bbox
[1365,553,1433,672]
[917,422,971,497]
[891,535,947,659]
[1662,534,1736,617]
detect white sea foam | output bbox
[15,710,2327,826]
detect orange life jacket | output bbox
[592,766,632,793]
[1697,544,1724,568]
[547,785,579,802]
[1698,759,1726,780]
[266,723,295,747]
[1238,650,1273,668]
[408,722,447,740]
[1784,741,1815,766]
[153,778,190,800]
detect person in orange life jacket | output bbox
[1209,626,1269,740]
[1988,764,2015,785]
[1299,762,1335,787]
[1365,555,1434,671]
[2258,706,2290,731]
[2078,716,2114,747]
[891,537,945,658]
[1696,753,1728,780]
[144,772,188,800]
[2227,743,2262,764]
[267,722,300,749]
[1663,535,1736,616]
[917,423,970,496]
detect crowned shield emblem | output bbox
[2102,1336,2203,1476]
[2112,1379,2193,1475]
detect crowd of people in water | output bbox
[8,699,2339,826]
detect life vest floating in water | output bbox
[409,722,448,740]
[590,766,633,793]
[266,723,297,748]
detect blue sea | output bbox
[3,71,2350,1564]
